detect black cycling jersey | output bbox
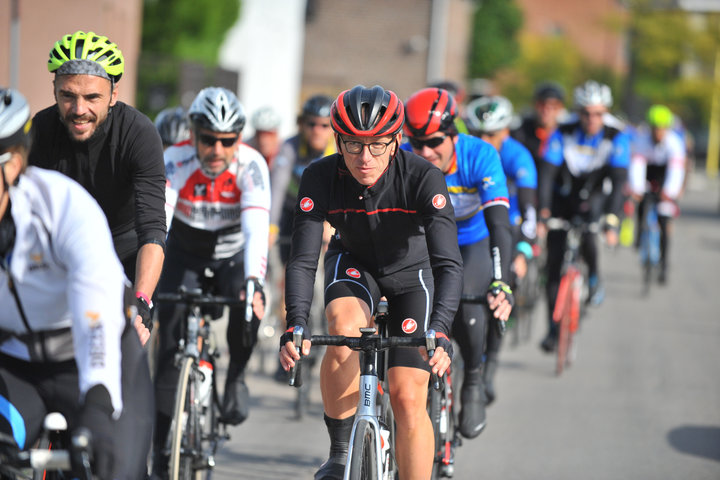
[28,102,167,262]
[285,148,463,337]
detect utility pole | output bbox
[10,0,20,89]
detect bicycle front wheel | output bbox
[347,419,379,480]
[169,356,199,480]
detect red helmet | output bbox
[404,88,457,137]
[331,85,404,137]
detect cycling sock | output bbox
[315,414,354,480]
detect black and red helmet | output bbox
[331,85,404,137]
[404,88,457,137]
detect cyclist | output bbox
[403,87,515,438]
[279,85,462,480]
[154,87,270,475]
[538,80,630,352]
[0,87,153,479]
[154,106,191,150]
[28,30,166,341]
[512,81,568,169]
[465,94,537,403]
[628,104,686,284]
[245,105,282,167]
[269,94,335,254]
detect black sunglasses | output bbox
[199,133,239,147]
[408,135,447,150]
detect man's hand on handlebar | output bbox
[279,327,311,371]
[487,280,514,322]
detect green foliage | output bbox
[467,0,524,78]
[137,0,241,116]
[142,0,241,63]
[628,4,720,129]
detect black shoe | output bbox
[314,458,346,480]
[459,369,487,439]
[221,373,249,425]
[540,333,557,353]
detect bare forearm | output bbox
[134,243,165,298]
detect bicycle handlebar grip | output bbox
[289,326,304,388]
[242,279,255,348]
[490,286,507,336]
[425,330,441,391]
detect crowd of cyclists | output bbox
[0,29,690,480]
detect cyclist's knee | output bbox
[325,298,370,336]
[388,367,429,424]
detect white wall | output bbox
[219,0,306,139]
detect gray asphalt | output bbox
[207,173,720,480]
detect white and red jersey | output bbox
[630,127,686,199]
[164,141,270,278]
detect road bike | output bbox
[288,310,436,480]
[510,249,542,346]
[156,274,251,480]
[638,192,661,295]
[547,217,595,376]
[0,413,93,480]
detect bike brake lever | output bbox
[425,330,441,391]
[289,326,304,388]
[490,287,507,336]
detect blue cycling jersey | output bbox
[498,136,537,226]
[403,133,509,246]
[545,123,630,173]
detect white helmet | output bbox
[0,87,31,157]
[574,80,612,108]
[154,106,190,147]
[189,87,245,133]
[465,95,514,133]
[251,106,281,132]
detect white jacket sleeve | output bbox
[239,152,271,280]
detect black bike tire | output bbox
[169,356,194,480]
[428,384,443,480]
[347,419,379,480]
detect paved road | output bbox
[206,174,720,480]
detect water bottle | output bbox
[197,360,213,408]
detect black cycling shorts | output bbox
[323,250,434,372]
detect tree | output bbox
[467,0,524,79]
[137,0,241,115]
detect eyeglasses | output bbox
[408,135,447,150]
[199,133,239,147]
[340,137,394,156]
[305,121,331,129]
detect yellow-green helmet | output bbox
[647,104,673,129]
[47,31,124,83]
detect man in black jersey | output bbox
[28,31,166,342]
[279,85,463,480]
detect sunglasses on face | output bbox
[198,133,239,147]
[340,137,394,156]
[580,109,604,118]
[408,135,447,150]
[305,121,331,129]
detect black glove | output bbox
[433,331,454,360]
[279,324,309,351]
[135,295,153,331]
[488,280,515,308]
[76,385,116,479]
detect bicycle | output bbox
[288,311,437,480]
[0,413,93,480]
[547,217,596,376]
[638,192,661,295]
[156,274,250,480]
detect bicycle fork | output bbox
[345,372,385,480]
